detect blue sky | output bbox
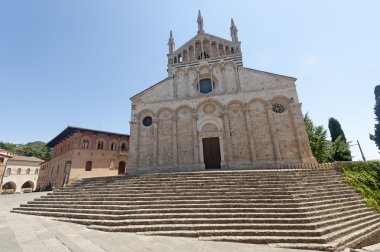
[0,1,379,161]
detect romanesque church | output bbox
[128,11,315,174]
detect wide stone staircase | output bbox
[11,168,380,251]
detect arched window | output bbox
[82,139,90,149]
[121,143,127,151]
[5,168,11,175]
[26,168,30,174]
[110,142,117,151]
[35,169,39,174]
[17,168,21,175]
[97,141,104,150]
[85,161,92,171]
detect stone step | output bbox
[46,187,356,199]
[29,194,362,206]
[53,210,375,227]
[141,231,327,244]
[88,222,316,232]
[80,169,340,179]
[15,201,366,216]
[21,198,363,212]
[63,182,347,191]
[68,176,345,187]
[334,221,380,251]
[51,185,353,195]
[139,228,323,237]
[74,172,342,181]
[318,213,380,237]
[86,212,380,235]
[324,215,380,242]
[36,191,360,203]
[12,205,373,222]
[78,172,340,181]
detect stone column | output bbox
[201,39,204,56]
[172,113,178,167]
[185,69,189,97]
[173,75,177,99]
[233,64,241,92]
[193,42,196,59]
[127,119,139,174]
[243,105,257,161]
[221,64,227,93]
[210,66,213,87]
[266,104,281,161]
[222,107,233,162]
[152,117,158,167]
[197,69,200,93]
[192,110,199,163]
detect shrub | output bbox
[341,161,380,211]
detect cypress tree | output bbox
[370,85,380,151]
[328,117,347,142]
[328,117,352,161]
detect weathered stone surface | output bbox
[128,13,315,175]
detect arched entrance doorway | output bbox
[2,181,16,193]
[202,137,221,169]
[118,161,126,175]
[21,181,34,193]
[198,120,222,169]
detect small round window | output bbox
[272,104,285,113]
[199,78,213,94]
[142,116,153,127]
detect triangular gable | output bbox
[130,77,173,101]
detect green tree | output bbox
[0,141,51,160]
[330,135,352,161]
[328,117,347,142]
[328,117,352,161]
[304,113,329,163]
[370,85,380,152]
[0,142,17,153]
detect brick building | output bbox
[37,126,129,190]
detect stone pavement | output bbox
[0,192,379,252]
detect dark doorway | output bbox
[118,161,126,175]
[202,137,221,169]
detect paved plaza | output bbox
[0,192,379,252]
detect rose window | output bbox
[272,104,285,113]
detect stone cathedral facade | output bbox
[128,12,315,175]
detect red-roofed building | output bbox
[37,126,129,190]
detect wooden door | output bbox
[202,137,221,169]
[118,161,126,175]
